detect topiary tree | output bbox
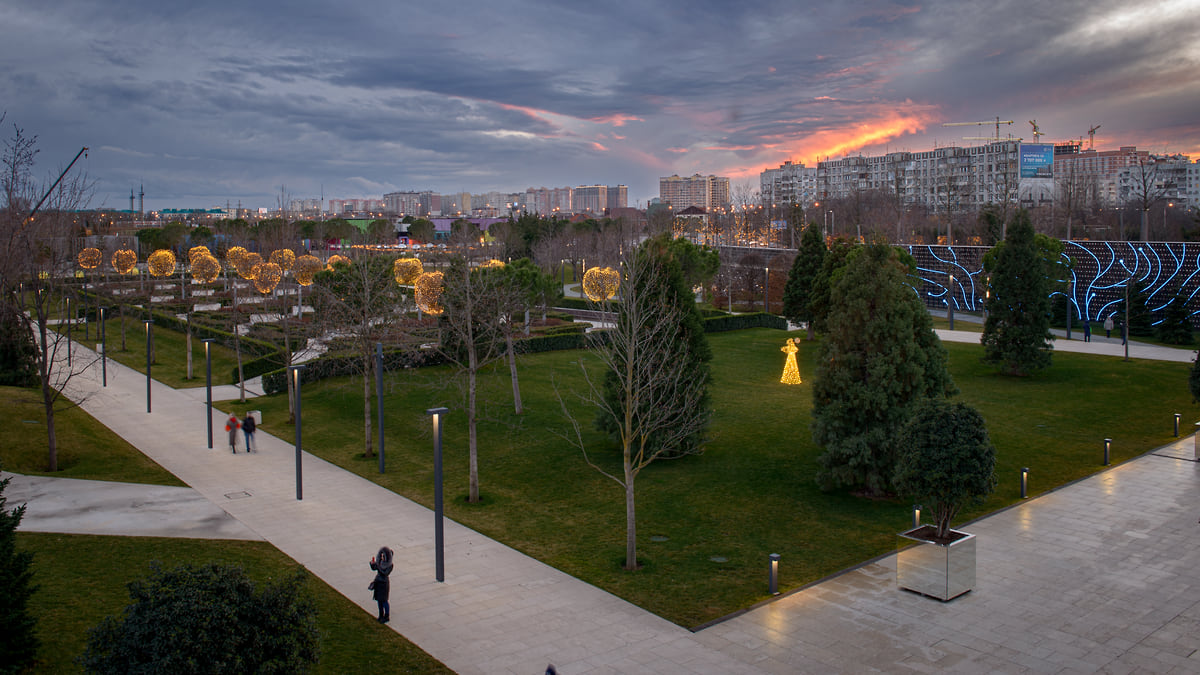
[982,209,1054,376]
[894,399,997,540]
[811,243,956,495]
[0,466,39,674]
[782,223,826,339]
[80,562,320,674]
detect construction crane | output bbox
[1088,124,1101,150]
[942,117,1014,141]
[1028,120,1043,141]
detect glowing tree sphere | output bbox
[393,258,423,285]
[414,271,444,315]
[269,248,296,271]
[192,254,222,283]
[77,247,102,269]
[112,249,138,274]
[293,255,322,286]
[253,262,283,294]
[147,249,177,277]
[583,266,620,301]
[480,259,505,269]
[188,245,211,265]
[236,252,263,279]
[225,246,248,268]
[326,254,351,270]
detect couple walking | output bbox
[225,412,258,453]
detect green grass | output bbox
[16,533,452,674]
[236,329,1195,628]
[0,386,182,485]
[96,321,241,389]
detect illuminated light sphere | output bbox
[780,338,802,385]
[582,266,620,301]
[192,254,222,284]
[147,249,177,277]
[112,249,138,274]
[253,262,283,294]
[269,248,296,271]
[293,255,322,286]
[77,247,102,269]
[414,271,444,315]
[392,258,423,285]
[225,246,248,271]
[188,245,211,265]
[326,254,351,270]
[236,251,263,279]
[480,259,505,269]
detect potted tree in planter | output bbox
[894,398,996,601]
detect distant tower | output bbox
[129,188,135,212]
[138,184,144,218]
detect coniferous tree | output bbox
[0,469,39,674]
[0,299,37,387]
[1156,292,1193,345]
[811,243,956,494]
[1126,280,1154,337]
[782,224,826,339]
[982,210,1054,376]
[806,238,855,335]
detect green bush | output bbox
[703,312,788,333]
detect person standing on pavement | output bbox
[1104,315,1114,338]
[242,412,257,453]
[369,546,394,623]
[225,413,240,453]
[1083,321,1091,342]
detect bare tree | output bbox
[1124,157,1169,241]
[559,244,711,570]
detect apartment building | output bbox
[659,174,730,210]
[760,160,818,205]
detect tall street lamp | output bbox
[763,267,770,313]
[291,365,306,500]
[100,306,106,387]
[947,274,955,330]
[203,339,215,449]
[426,406,449,582]
[144,319,153,413]
[376,343,385,473]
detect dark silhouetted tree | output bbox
[782,223,826,338]
[0,468,38,674]
[982,210,1054,376]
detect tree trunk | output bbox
[1140,210,1149,241]
[234,282,245,402]
[506,330,522,414]
[120,302,126,351]
[36,315,57,472]
[468,341,480,503]
[624,457,637,570]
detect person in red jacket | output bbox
[225,413,240,454]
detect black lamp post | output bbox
[376,342,385,473]
[100,306,106,387]
[426,406,449,582]
[291,365,305,500]
[203,339,215,449]
[144,319,153,413]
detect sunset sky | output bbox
[2,0,1198,211]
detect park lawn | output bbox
[96,320,241,389]
[239,328,1193,628]
[0,386,182,485]
[16,533,452,674]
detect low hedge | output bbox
[703,312,788,332]
[262,348,448,394]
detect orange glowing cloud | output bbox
[589,113,643,127]
[591,141,609,152]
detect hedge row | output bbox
[702,312,788,333]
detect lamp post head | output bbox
[426,407,449,417]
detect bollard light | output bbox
[769,553,780,595]
[1175,413,1181,438]
[203,339,215,449]
[912,504,921,529]
[1104,438,1111,466]
[426,406,449,582]
[1020,467,1029,499]
[291,365,306,500]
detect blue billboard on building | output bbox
[1019,143,1054,178]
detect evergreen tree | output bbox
[0,299,37,387]
[811,243,956,494]
[1156,292,1193,345]
[806,238,855,335]
[0,468,39,674]
[1126,279,1154,337]
[782,224,826,338]
[982,210,1054,376]
[595,235,712,458]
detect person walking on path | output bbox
[1083,322,1091,342]
[225,413,240,454]
[242,412,257,453]
[1104,315,1114,338]
[369,546,394,623]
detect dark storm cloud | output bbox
[1,0,1197,209]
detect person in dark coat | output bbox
[242,412,257,452]
[369,546,394,623]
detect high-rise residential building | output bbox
[573,185,608,214]
[1054,146,1148,207]
[383,191,423,216]
[659,174,730,211]
[760,161,818,206]
[607,185,628,210]
[523,187,573,215]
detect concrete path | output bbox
[6,472,261,540]
[25,329,1200,673]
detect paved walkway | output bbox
[22,332,1200,673]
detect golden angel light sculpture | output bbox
[192,254,222,284]
[76,247,102,269]
[780,338,802,385]
[112,249,138,275]
[393,258,423,285]
[414,271,444,315]
[293,255,323,286]
[582,266,620,301]
[253,262,283,294]
[269,249,296,271]
[147,250,177,277]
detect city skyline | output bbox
[2,0,1197,212]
